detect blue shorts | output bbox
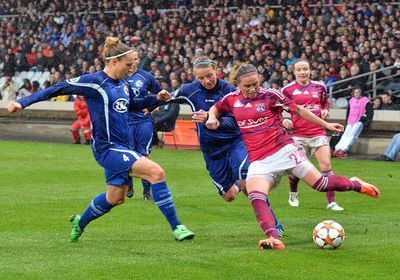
[129,121,153,156]
[95,145,143,186]
[203,139,249,196]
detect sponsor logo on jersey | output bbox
[245,102,252,108]
[233,100,244,107]
[135,80,144,88]
[205,99,215,103]
[293,89,302,95]
[113,98,129,113]
[303,90,310,95]
[237,116,268,128]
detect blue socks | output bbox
[79,192,114,229]
[151,182,181,230]
[142,179,151,194]
[265,197,280,226]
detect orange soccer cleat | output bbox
[258,237,286,250]
[350,177,381,199]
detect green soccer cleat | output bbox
[172,225,194,241]
[69,214,84,242]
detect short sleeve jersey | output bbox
[282,80,329,137]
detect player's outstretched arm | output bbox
[295,105,343,133]
[7,101,22,113]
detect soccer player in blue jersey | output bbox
[7,37,194,243]
[125,50,164,201]
[172,56,284,236]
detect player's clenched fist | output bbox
[7,102,22,113]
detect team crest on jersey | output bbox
[113,98,129,113]
[68,77,80,83]
[123,86,130,96]
[135,80,144,88]
[312,92,319,98]
[233,100,244,107]
[293,89,302,95]
[256,105,265,112]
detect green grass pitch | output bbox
[0,140,399,279]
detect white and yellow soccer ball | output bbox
[313,220,345,249]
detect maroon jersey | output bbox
[282,80,329,137]
[215,87,298,162]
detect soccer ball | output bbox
[313,220,345,249]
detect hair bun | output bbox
[104,37,120,49]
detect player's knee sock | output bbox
[142,179,151,194]
[289,175,300,193]
[321,171,335,203]
[151,182,181,230]
[265,197,280,226]
[312,175,361,192]
[248,191,278,238]
[79,192,114,229]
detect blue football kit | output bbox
[126,69,162,155]
[172,79,249,195]
[17,70,191,237]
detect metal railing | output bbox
[327,64,400,101]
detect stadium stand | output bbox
[0,1,399,155]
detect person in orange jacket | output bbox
[71,95,91,144]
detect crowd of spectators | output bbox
[0,1,399,104]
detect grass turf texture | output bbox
[0,140,398,279]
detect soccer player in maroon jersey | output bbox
[206,64,380,250]
[281,59,344,211]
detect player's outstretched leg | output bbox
[310,174,381,199]
[288,175,300,207]
[151,182,194,241]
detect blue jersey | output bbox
[126,69,162,124]
[172,79,241,156]
[17,71,160,155]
